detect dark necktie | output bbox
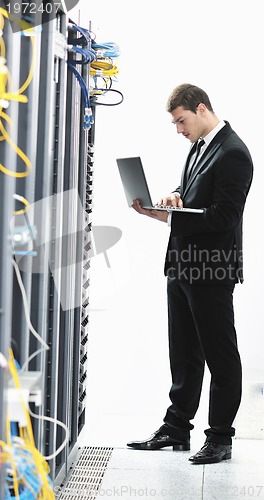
[187,139,205,180]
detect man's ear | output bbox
[197,103,206,115]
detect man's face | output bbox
[170,106,203,143]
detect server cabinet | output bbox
[0,1,94,487]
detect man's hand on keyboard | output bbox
[156,193,183,208]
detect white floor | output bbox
[80,412,264,500]
[78,259,264,500]
[97,440,264,500]
[80,333,264,500]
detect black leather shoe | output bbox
[189,442,232,464]
[127,430,190,451]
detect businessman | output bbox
[128,83,253,464]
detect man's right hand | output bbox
[156,193,184,208]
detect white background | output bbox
[70,0,263,443]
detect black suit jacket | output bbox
[164,122,253,284]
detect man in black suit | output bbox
[128,83,253,464]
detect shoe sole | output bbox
[190,452,232,464]
[127,443,190,451]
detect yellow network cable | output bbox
[13,193,30,214]
[90,59,119,77]
[6,349,55,499]
[0,444,20,499]
[0,8,35,98]
[0,7,33,31]
[0,119,32,177]
[0,8,35,178]
[0,36,5,57]
[0,53,8,112]
[8,349,37,447]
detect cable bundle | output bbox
[67,62,93,129]
[90,59,119,79]
[90,40,123,107]
[67,23,94,49]
[91,41,120,59]
[0,350,55,499]
[0,260,70,498]
[67,24,97,65]
[67,23,96,129]
[2,437,54,499]
[67,22,123,114]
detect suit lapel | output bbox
[181,122,233,197]
[183,143,220,196]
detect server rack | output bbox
[0,1,94,490]
[0,11,27,497]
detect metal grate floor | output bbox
[57,446,114,499]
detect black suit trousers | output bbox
[161,278,242,445]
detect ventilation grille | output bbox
[57,446,113,499]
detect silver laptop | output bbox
[116,156,204,213]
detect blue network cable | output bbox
[67,23,96,66]
[3,356,54,499]
[67,23,95,129]
[68,23,93,46]
[67,62,94,129]
[4,436,54,499]
[91,41,120,58]
[67,45,97,66]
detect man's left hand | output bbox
[132,199,168,223]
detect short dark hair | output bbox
[166,83,214,113]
